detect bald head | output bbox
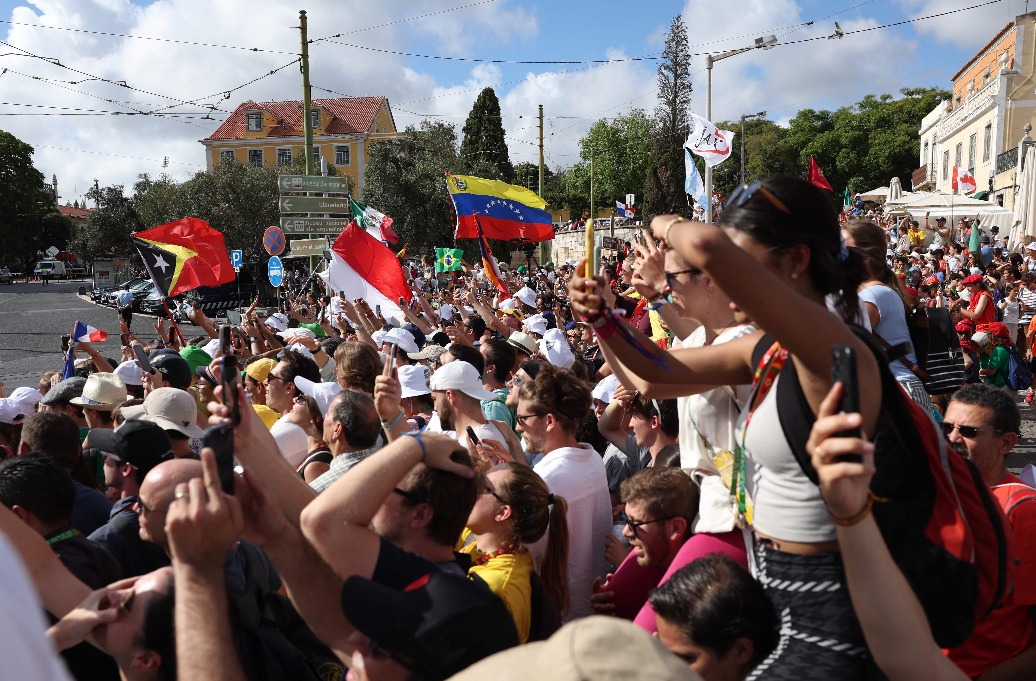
[138,458,202,551]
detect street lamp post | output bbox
[739,110,767,185]
[703,35,776,223]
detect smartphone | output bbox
[226,310,242,326]
[466,426,480,447]
[202,424,235,495]
[375,304,382,318]
[383,343,399,376]
[339,291,346,302]
[60,334,70,352]
[830,344,863,463]
[133,344,154,374]
[221,354,241,426]
[220,324,233,358]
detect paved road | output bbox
[1,280,1034,475]
[0,280,168,390]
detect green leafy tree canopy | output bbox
[459,87,514,182]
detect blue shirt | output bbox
[115,289,134,307]
[71,481,112,536]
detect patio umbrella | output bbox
[1009,146,1036,251]
[889,177,903,201]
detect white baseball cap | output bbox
[429,361,497,401]
[538,328,575,369]
[514,286,538,308]
[0,387,42,424]
[523,313,548,336]
[294,376,343,417]
[383,327,419,355]
[438,303,457,321]
[398,365,432,398]
[113,360,144,386]
[264,313,289,332]
[592,375,620,404]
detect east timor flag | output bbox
[132,217,235,298]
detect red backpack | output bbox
[754,328,1015,647]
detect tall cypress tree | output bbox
[459,87,514,182]
[645,15,692,216]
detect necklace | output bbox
[476,546,520,565]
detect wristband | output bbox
[591,310,622,339]
[402,432,426,462]
[827,491,874,526]
[381,410,405,429]
[647,298,668,311]
[662,216,686,244]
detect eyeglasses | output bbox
[482,484,508,505]
[393,487,421,504]
[625,515,678,539]
[664,268,701,285]
[725,180,792,215]
[510,375,526,389]
[135,499,166,516]
[516,412,547,427]
[940,422,1003,438]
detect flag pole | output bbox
[161,299,185,346]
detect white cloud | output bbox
[896,0,1027,49]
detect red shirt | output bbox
[947,473,1036,677]
[969,291,997,327]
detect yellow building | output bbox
[200,96,399,198]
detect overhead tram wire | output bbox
[309,0,501,43]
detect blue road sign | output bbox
[230,249,243,269]
[267,256,284,287]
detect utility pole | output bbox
[299,10,315,177]
[589,154,594,228]
[538,104,544,198]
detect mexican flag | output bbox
[349,197,400,244]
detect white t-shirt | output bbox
[532,444,612,620]
[270,414,309,468]
[677,324,756,533]
[0,532,74,681]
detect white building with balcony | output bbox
[915,12,1036,210]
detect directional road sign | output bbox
[267,256,284,287]
[277,175,351,193]
[230,249,243,269]
[278,196,351,214]
[288,238,327,258]
[280,217,352,234]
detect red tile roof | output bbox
[204,97,389,140]
[58,204,95,220]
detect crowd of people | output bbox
[0,175,1033,681]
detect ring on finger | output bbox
[174,491,189,501]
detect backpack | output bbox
[751,329,1014,648]
[1003,343,1032,391]
[921,307,966,395]
[230,542,345,681]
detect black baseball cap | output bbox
[89,419,172,473]
[149,353,192,389]
[341,571,519,680]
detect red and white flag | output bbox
[318,222,413,321]
[952,166,977,193]
[687,113,735,168]
[807,156,833,191]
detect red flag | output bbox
[475,218,510,300]
[807,156,833,191]
[132,218,234,298]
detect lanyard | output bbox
[46,528,79,545]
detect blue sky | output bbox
[0,0,1030,205]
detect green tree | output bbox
[645,15,693,217]
[0,130,57,271]
[710,118,797,197]
[363,120,461,248]
[459,87,514,182]
[73,184,143,258]
[567,109,654,216]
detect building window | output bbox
[923,141,929,170]
[248,149,263,167]
[312,146,320,162]
[943,150,949,179]
[335,145,351,166]
[219,150,235,163]
[968,133,977,171]
[311,109,320,129]
[983,68,991,87]
[955,142,962,169]
[983,123,992,162]
[277,148,292,166]
[246,112,262,132]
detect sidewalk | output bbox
[1008,392,1036,476]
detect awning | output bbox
[972,191,990,201]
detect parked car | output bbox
[140,274,258,320]
[0,268,12,284]
[106,280,155,310]
[33,260,67,278]
[90,277,146,304]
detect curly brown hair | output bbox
[517,364,591,432]
[333,341,381,394]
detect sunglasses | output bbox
[940,422,1003,438]
[393,487,421,504]
[726,180,792,215]
[664,269,701,285]
[625,515,678,540]
[482,484,508,505]
[516,412,547,427]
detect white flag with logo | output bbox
[687,113,735,168]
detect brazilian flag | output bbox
[435,248,464,273]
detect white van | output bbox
[33,260,67,277]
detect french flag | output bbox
[72,321,108,343]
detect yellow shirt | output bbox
[459,528,534,643]
[252,404,280,430]
[908,227,926,249]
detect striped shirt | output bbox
[1019,285,1036,324]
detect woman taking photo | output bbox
[569,176,882,680]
